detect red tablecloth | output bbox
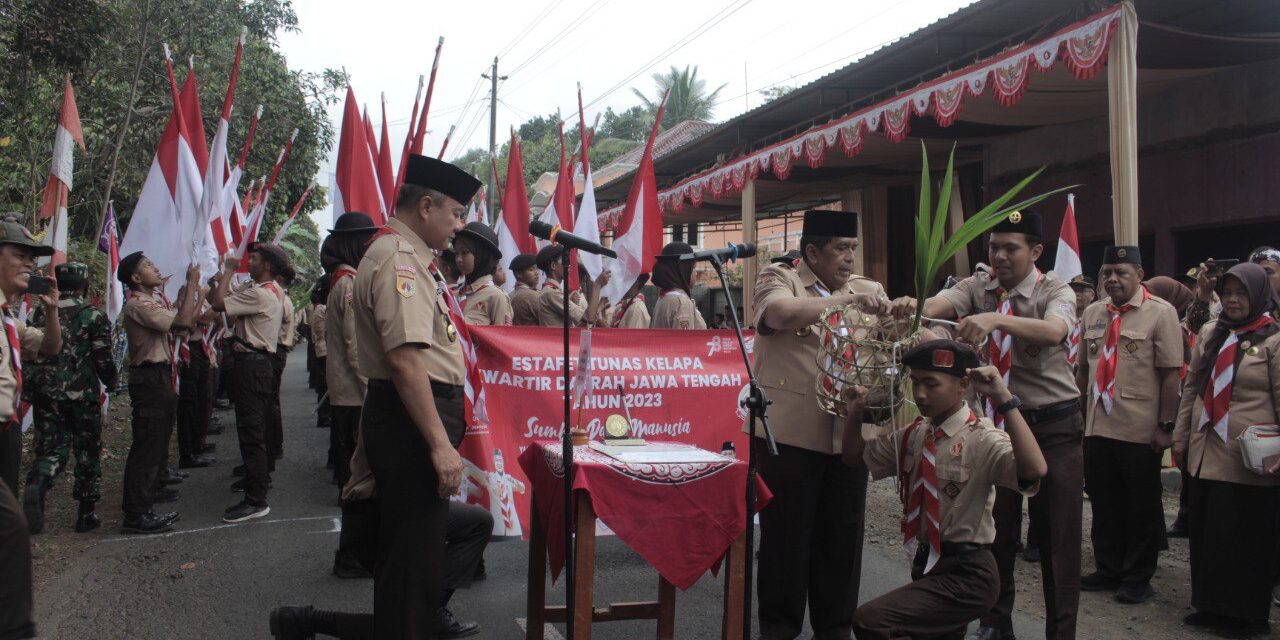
[519,441,771,590]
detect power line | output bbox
[506,0,615,77]
[498,0,570,58]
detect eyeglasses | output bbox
[1250,247,1280,264]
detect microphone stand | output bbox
[706,254,776,640]
[559,248,576,639]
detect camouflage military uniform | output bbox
[25,295,117,503]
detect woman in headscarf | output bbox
[1173,263,1280,639]
[453,222,511,326]
[649,242,706,329]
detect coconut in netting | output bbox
[814,301,921,423]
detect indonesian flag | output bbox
[119,45,206,301]
[377,94,395,210]
[177,59,222,278]
[395,75,425,198]
[411,37,444,156]
[539,122,578,290]
[236,130,298,265]
[437,124,456,160]
[575,86,603,281]
[202,28,246,258]
[37,75,85,268]
[97,202,124,323]
[271,182,317,244]
[334,86,386,224]
[600,91,668,304]
[495,130,535,293]
[464,189,485,225]
[1054,193,1082,282]
[227,105,262,247]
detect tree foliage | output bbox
[0,0,341,295]
[631,65,725,130]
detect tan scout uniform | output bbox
[510,283,540,326]
[0,290,45,494]
[353,216,466,639]
[119,289,181,516]
[854,406,1036,639]
[311,304,327,359]
[1079,288,1181,589]
[224,282,283,353]
[609,294,650,328]
[536,279,586,328]
[938,268,1083,639]
[326,266,365,491]
[749,258,884,638]
[224,280,283,506]
[279,295,296,349]
[461,275,512,326]
[122,290,177,365]
[649,290,705,329]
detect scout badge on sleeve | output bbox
[394,264,416,298]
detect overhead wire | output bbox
[505,0,615,77]
[498,0,570,58]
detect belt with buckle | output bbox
[1022,399,1080,425]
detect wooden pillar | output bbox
[840,189,866,276]
[862,185,889,286]
[1107,1,1139,244]
[947,179,970,277]
[741,179,758,324]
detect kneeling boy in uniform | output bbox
[842,339,1047,640]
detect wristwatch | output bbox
[1159,420,1175,434]
[994,395,1022,415]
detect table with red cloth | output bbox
[520,441,771,640]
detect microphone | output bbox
[529,220,617,258]
[679,242,757,262]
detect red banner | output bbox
[454,326,754,538]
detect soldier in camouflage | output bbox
[22,262,118,534]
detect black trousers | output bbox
[122,365,177,516]
[177,344,213,460]
[267,350,287,462]
[363,379,464,640]
[230,355,274,506]
[331,405,361,490]
[1084,435,1165,586]
[755,440,868,640]
[0,478,34,640]
[1188,477,1280,622]
[0,425,19,500]
[853,547,999,640]
[983,412,1082,640]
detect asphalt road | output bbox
[34,353,1042,639]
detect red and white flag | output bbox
[575,85,603,281]
[227,105,262,247]
[37,75,85,268]
[395,75,425,199]
[119,44,206,300]
[236,130,298,264]
[377,94,395,211]
[464,189,485,225]
[202,28,246,258]
[495,130,535,292]
[1054,194,1082,282]
[271,182,317,244]
[411,37,444,156]
[539,121,578,289]
[600,91,669,303]
[97,202,124,323]
[176,58,222,279]
[333,86,386,224]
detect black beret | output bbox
[990,210,1043,239]
[535,245,565,270]
[510,253,537,272]
[455,222,501,258]
[117,251,145,285]
[1068,274,1096,289]
[802,209,858,238]
[903,339,980,378]
[404,154,482,207]
[656,242,693,260]
[329,211,378,235]
[1102,245,1141,266]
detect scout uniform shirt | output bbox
[610,294,651,328]
[1079,289,1183,443]
[279,293,296,349]
[461,275,512,326]
[536,279,587,328]
[1174,322,1280,487]
[747,259,885,454]
[936,269,1078,410]
[326,266,366,406]
[224,280,284,353]
[311,303,327,359]
[650,289,706,329]
[863,405,1037,545]
[0,289,44,423]
[510,283,541,326]
[122,290,177,366]
[353,217,464,385]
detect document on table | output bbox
[590,441,729,464]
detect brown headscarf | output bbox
[1193,263,1278,392]
[1143,276,1194,316]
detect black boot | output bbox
[22,475,49,534]
[332,549,372,579]
[75,500,100,532]
[269,605,317,640]
[435,607,480,639]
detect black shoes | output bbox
[436,608,480,638]
[22,475,49,534]
[332,550,372,579]
[1167,516,1189,538]
[967,626,1016,640]
[1080,572,1120,592]
[223,501,270,523]
[179,454,216,468]
[74,500,100,533]
[268,605,315,640]
[1115,582,1155,604]
[152,487,180,503]
[1021,545,1040,563]
[121,511,177,534]
[473,557,487,581]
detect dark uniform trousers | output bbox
[363,378,465,640]
[1083,435,1164,586]
[983,409,1082,640]
[122,364,177,516]
[1,422,21,500]
[28,396,103,502]
[331,404,360,490]
[853,545,999,640]
[176,342,213,461]
[267,349,288,463]
[0,478,35,640]
[755,440,868,640]
[230,353,274,506]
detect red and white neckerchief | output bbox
[2,304,24,427]
[899,407,977,574]
[1198,315,1275,441]
[1092,286,1151,415]
[157,291,182,393]
[1066,322,1083,367]
[543,279,562,291]
[371,225,488,426]
[459,278,493,304]
[610,293,645,328]
[985,272,1040,428]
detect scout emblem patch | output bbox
[1116,247,1127,259]
[950,440,964,457]
[943,482,961,498]
[1008,211,1022,224]
[1124,341,1138,354]
[932,349,954,368]
[1025,345,1041,358]
[394,264,416,298]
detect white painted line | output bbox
[101,515,338,543]
[515,617,565,640]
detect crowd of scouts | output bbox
[2,151,1279,639]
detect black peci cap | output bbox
[510,253,537,272]
[1102,245,1142,266]
[1068,274,1096,289]
[455,222,501,258]
[535,245,565,270]
[403,155,482,207]
[801,209,858,238]
[990,210,1043,239]
[117,251,145,285]
[903,339,980,378]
